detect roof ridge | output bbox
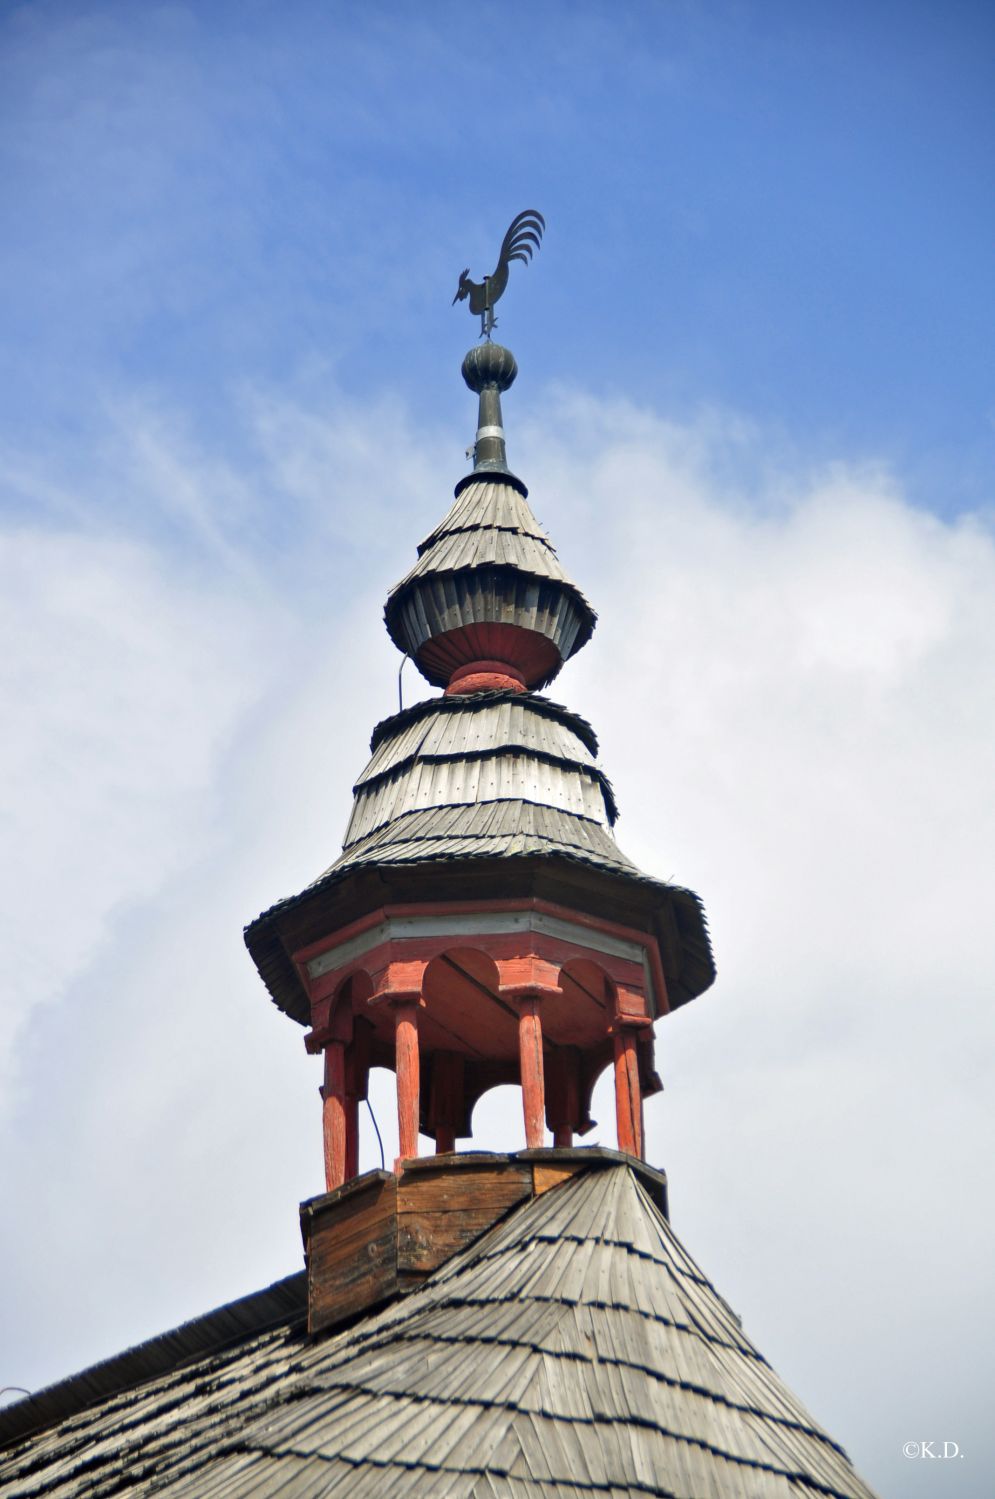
[0,1273,306,1450]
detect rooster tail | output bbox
[498,210,545,271]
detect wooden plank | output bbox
[302,1172,398,1334]
[397,1159,532,1275]
[532,1162,579,1196]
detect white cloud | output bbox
[0,525,275,1096]
[522,395,995,1490]
[1,387,992,1496]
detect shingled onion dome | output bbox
[384,342,596,694]
[244,330,714,1197]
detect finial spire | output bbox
[452,210,544,340]
[452,210,544,480]
[461,341,518,474]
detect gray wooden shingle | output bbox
[329,691,630,881]
[1,1164,878,1499]
[384,476,597,687]
[416,482,554,557]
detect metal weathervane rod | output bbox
[452,209,545,338]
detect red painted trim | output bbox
[310,935,646,1018]
[292,897,669,1015]
[610,1016,653,1032]
[416,621,561,691]
[445,670,527,695]
[499,981,562,1005]
[614,982,650,1023]
[372,957,430,1002]
[294,907,391,967]
[447,659,526,694]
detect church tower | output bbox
[244,217,714,1190]
[1,215,880,1499]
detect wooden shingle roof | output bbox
[384,478,596,688]
[339,692,620,861]
[0,1162,878,1498]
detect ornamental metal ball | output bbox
[461,342,518,393]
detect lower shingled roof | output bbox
[327,801,639,879]
[243,685,716,1021]
[0,1162,878,1499]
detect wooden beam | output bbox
[427,1050,465,1155]
[322,1041,347,1191]
[545,1046,582,1148]
[518,996,546,1150]
[393,999,421,1168]
[613,1026,643,1158]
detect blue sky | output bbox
[2,0,992,522]
[2,6,994,1497]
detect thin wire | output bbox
[1,1387,30,1398]
[397,654,409,713]
[366,1096,385,1170]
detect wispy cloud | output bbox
[2,382,992,1496]
[521,394,995,1482]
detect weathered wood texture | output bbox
[301,1170,397,1336]
[244,695,717,1031]
[300,1149,663,1336]
[517,998,546,1148]
[321,1040,347,1190]
[397,1156,533,1276]
[393,999,421,1165]
[1,1161,878,1499]
[613,1025,643,1156]
[383,477,596,688]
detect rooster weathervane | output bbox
[452,210,545,339]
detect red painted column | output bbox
[545,1046,581,1149]
[518,996,546,1150]
[344,1095,359,1181]
[613,1026,643,1158]
[428,1050,465,1155]
[344,1018,372,1181]
[394,999,421,1168]
[322,1041,347,1191]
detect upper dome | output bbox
[461,341,518,392]
[384,477,596,691]
[383,339,597,695]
